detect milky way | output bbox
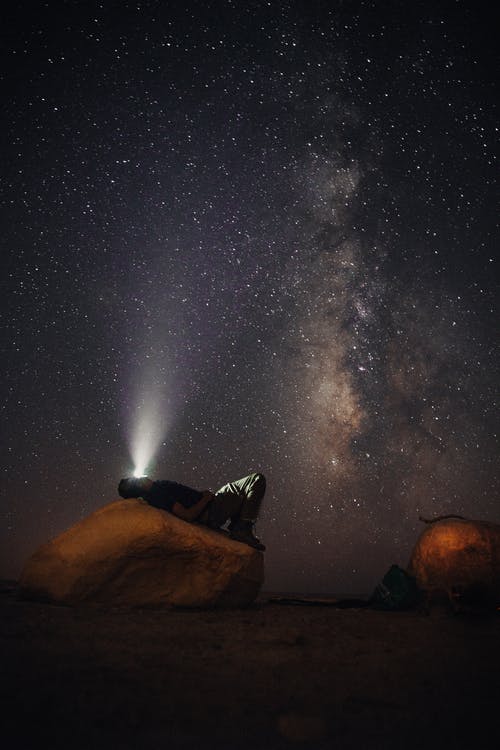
[1,1,498,593]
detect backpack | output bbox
[370,564,421,611]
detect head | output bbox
[118,476,154,498]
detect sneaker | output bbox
[229,522,266,551]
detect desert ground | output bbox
[2,581,499,750]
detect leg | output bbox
[215,472,266,523]
[203,491,243,528]
[199,473,267,550]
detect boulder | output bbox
[19,499,264,608]
[408,518,500,607]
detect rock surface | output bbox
[408,518,500,606]
[19,499,264,608]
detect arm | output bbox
[171,491,214,522]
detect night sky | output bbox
[1,0,498,594]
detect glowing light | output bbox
[128,369,169,481]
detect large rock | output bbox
[19,499,264,608]
[408,518,500,606]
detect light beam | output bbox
[128,370,169,479]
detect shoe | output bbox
[229,521,266,551]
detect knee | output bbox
[253,472,266,487]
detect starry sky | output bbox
[1,0,498,594]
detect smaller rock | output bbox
[408,518,500,608]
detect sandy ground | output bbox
[2,582,499,750]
